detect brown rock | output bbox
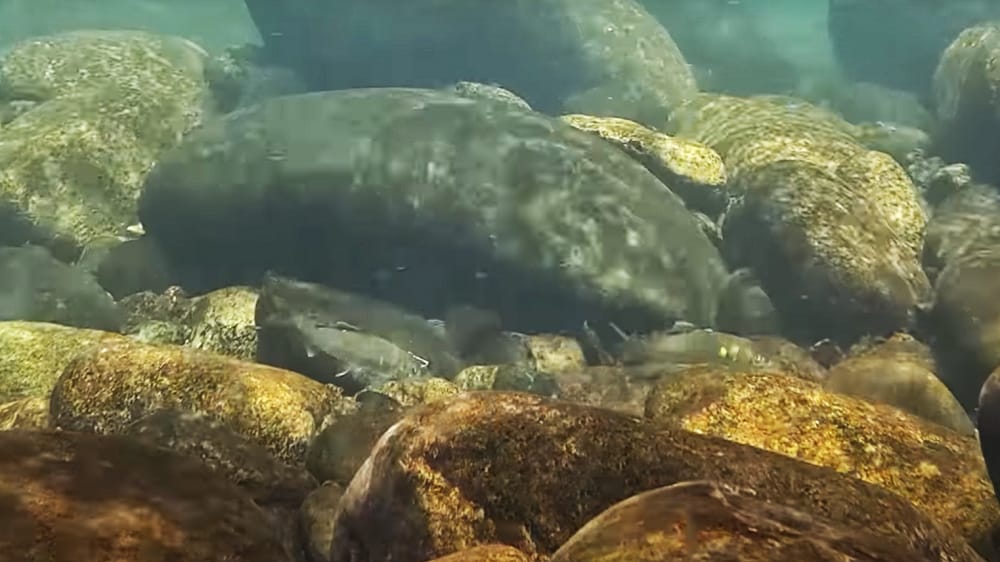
[300,481,346,562]
[0,429,289,561]
[50,338,357,466]
[645,369,998,553]
[428,545,532,562]
[329,392,979,562]
[552,480,937,562]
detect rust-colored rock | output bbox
[329,392,979,562]
[50,338,356,465]
[645,369,998,553]
[552,480,937,562]
[428,545,532,562]
[0,429,289,561]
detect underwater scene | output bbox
[5,0,1000,560]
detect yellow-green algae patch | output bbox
[0,320,126,402]
[50,338,356,465]
[644,369,999,548]
[560,113,726,187]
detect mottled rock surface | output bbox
[0,396,48,430]
[0,429,290,561]
[552,480,938,562]
[934,22,1000,184]
[0,30,210,251]
[645,369,998,551]
[50,338,356,465]
[140,88,735,336]
[0,320,125,402]
[670,93,931,343]
[243,0,696,126]
[328,392,979,561]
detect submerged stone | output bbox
[0,30,210,251]
[243,0,696,126]
[670,94,931,343]
[0,320,125,402]
[0,429,290,561]
[328,392,979,561]
[140,88,738,336]
[826,333,973,435]
[49,338,356,466]
[551,480,937,562]
[644,369,999,552]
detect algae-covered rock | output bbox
[560,113,727,214]
[301,481,345,562]
[50,338,356,465]
[934,23,1000,184]
[551,480,934,562]
[0,321,125,402]
[0,429,290,562]
[184,285,258,360]
[0,396,48,430]
[244,0,696,126]
[329,392,979,561]
[670,93,931,343]
[140,88,738,336]
[644,369,999,550]
[522,334,586,375]
[428,545,532,562]
[925,184,1000,276]
[826,333,973,435]
[0,31,210,250]
[122,408,317,508]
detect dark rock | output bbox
[241,0,696,126]
[306,393,405,486]
[0,245,121,331]
[139,88,735,337]
[301,481,346,562]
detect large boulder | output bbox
[670,94,931,344]
[241,0,697,126]
[0,30,211,254]
[139,88,744,336]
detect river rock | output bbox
[0,429,290,561]
[644,369,999,552]
[0,30,210,252]
[826,333,973,434]
[49,337,357,465]
[242,0,696,126]
[0,245,121,331]
[933,22,1000,184]
[327,392,980,561]
[551,480,939,561]
[0,321,125,402]
[139,88,741,337]
[670,93,931,344]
